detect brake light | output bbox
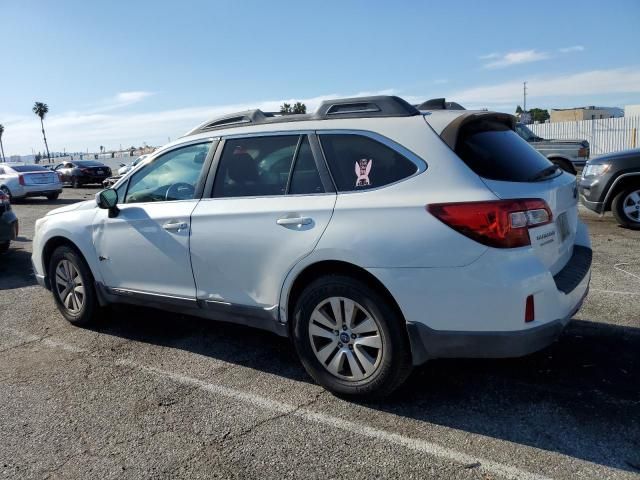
[578,147,589,158]
[81,168,91,174]
[427,199,552,248]
[18,174,25,186]
[525,294,535,322]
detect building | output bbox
[550,106,624,123]
[624,104,640,118]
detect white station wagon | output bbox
[32,96,592,397]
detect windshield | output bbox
[9,165,49,172]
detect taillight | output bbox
[578,147,589,158]
[81,168,91,174]
[427,199,553,248]
[18,174,25,186]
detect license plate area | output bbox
[557,212,570,242]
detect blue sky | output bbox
[1,0,639,155]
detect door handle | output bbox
[163,221,188,232]
[276,216,312,226]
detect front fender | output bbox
[33,210,102,283]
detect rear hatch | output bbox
[440,113,578,275]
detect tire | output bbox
[0,186,11,200]
[292,275,412,399]
[72,177,80,189]
[46,193,59,201]
[0,241,9,254]
[612,186,640,230]
[550,159,576,175]
[48,245,99,326]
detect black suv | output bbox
[54,160,112,188]
[579,148,640,229]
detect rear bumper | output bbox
[0,211,19,242]
[12,184,62,199]
[406,285,588,363]
[76,175,109,184]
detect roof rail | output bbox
[417,98,466,111]
[184,95,421,136]
[316,95,419,118]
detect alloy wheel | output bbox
[54,259,85,313]
[622,189,640,223]
[308,297,383,381]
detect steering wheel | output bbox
[165,182,195,201]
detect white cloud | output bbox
[558,45,584,53]
[1,90,394,155]
[448,67,640,106]
[114,91,154,104]
[478,52,500,60]
[482,49,550,69]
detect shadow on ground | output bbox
[0,249,37,290]
[94,306,640,473]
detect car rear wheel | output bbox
[292,275,412,398]
[612,186,640,230]
[0,241,9,254]
[49,246,99,326]
[46,193,59,201]
[72,177,80,188]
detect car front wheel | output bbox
[612,186,640,229]
[49,245,99,326]
[292,275,412,398]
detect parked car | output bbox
[515,123,589,174]
[102,155,150,187]
[54,160,112,188]
[0,189,18,254]
[32,96,591,398]
[0,163,63,201]
[579,148,640,229]
[118,155,148,175]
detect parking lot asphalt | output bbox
[0,187,638,480]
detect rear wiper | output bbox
[529,164,560,182]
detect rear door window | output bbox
[319,134,418,192]
[456,120,554,182]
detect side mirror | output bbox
[96,189,119,217]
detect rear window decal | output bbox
[355,158,372,187]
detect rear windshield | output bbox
[455,120,554,182]
[10,165,49,172]
[75,161,105,167]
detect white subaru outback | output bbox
[32,96,591,397]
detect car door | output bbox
[93,140,215,300]
[190,133,336,320]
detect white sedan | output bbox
[0,163,63,201]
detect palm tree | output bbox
[0,124,5,162]
[33,102,51,162]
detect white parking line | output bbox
[590,288,640,296]
[2,328,551,480]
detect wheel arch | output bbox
[604,172,640,211]
[42,236,86,276]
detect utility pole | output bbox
[523,81,527,113]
